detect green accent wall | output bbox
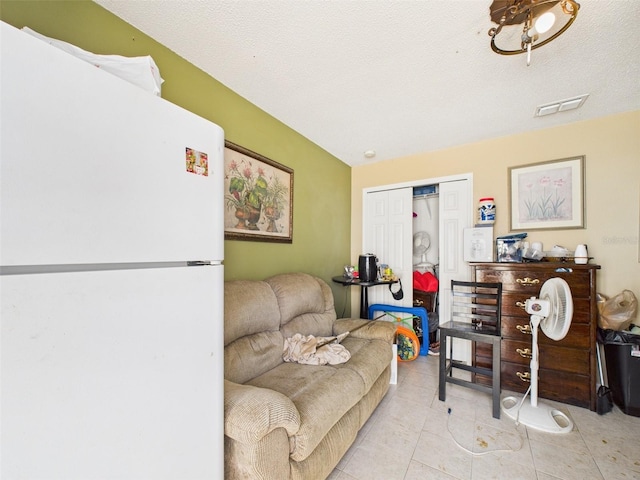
[1,0,353,315]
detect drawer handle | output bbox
[516,348,533,358]
[516,301,526,310]
[516,277,540,286]
[516,324,532,334]
[414,299,424,306]
[516,371,531,382]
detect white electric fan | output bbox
[413,231,433,271]
[502,277,574,434]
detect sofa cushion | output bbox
[225,331,285,384]
[244,331,393,462]
[224,280,283,383]
[266,273,335,338]
[334,337,393,392]
[247,362,364,462]
[224,280,281,346]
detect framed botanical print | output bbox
[223,141,293,243]
[509,156,585,231]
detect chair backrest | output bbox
[450,280,502,333]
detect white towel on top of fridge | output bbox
[22,26,164,96]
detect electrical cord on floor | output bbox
[513,385,532,427]
[446,407,525,456]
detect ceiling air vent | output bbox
[535,94,589,117]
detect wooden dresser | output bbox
[471,262,601,411]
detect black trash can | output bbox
[600,329,640,417]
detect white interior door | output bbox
[438,179,473,361]
[363,188,413,307]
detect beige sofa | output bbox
[224,272,396,479]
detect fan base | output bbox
[502,396,573,434]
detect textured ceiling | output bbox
[95,0,640,166]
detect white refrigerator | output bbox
[1,22,224,479]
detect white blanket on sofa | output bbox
[283,333,351,365]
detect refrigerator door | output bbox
[0,23,224,266]
[1,265,223,479]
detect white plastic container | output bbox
[574,244,588,264]
[478,197,496,225]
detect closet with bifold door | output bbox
[362,175,473,358]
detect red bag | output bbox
[413,271,439,292]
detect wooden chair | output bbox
[439,280,502,418]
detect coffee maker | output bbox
[358,254,378,282]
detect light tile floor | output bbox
[329,354,640,480]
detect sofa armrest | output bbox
[224,379,301,444]
[333,318,396,343]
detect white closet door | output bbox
[438,179,473,361]
[363,188,413,307]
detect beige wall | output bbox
[352,110,640,316]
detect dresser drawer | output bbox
[503,362,591,409]
[413,289,436,312]
[475,268,592,297]
[501,294,592,324]
[475,339,590,375]
[501,316,591,349]
[475,361,591,408]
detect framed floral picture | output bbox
[509,156,585,231]
[223,141,293,243]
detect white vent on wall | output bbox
[535,94,589,117]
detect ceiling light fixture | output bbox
[488,0,580,66]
